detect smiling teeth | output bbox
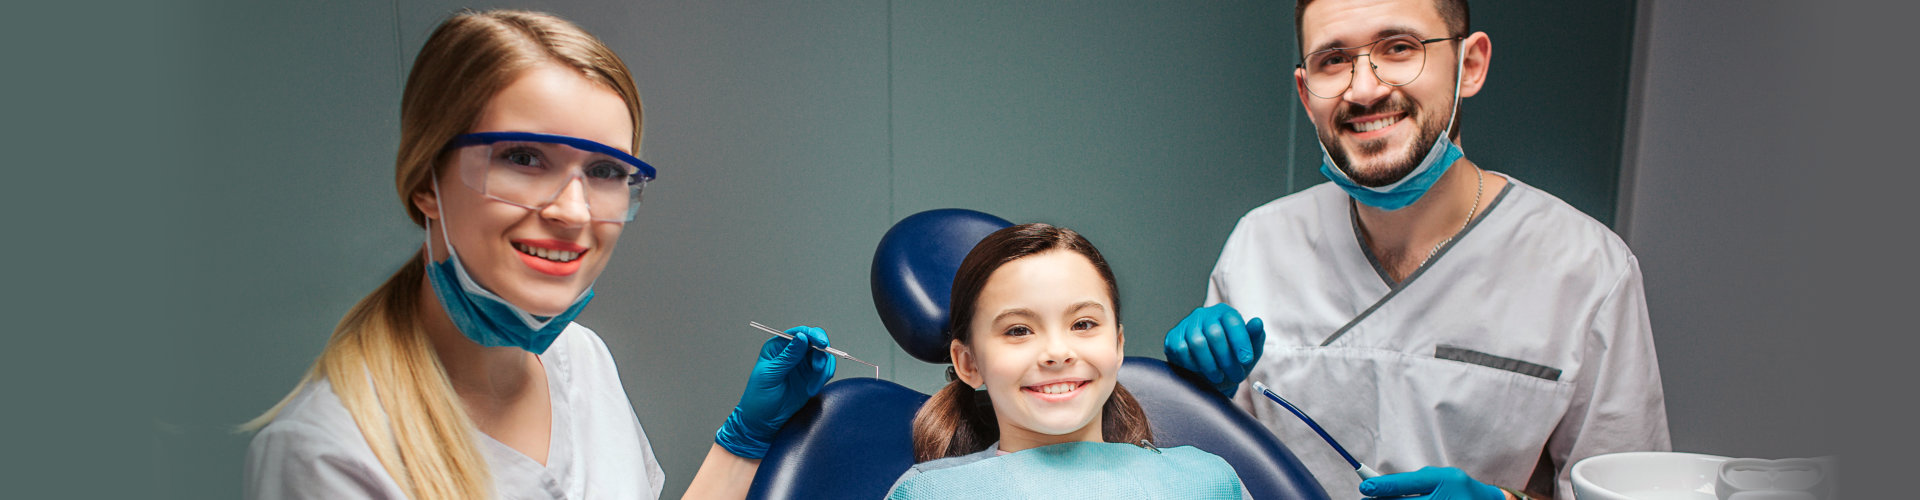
[513,243,581,263]
[1035,382,1079,395]
[1354,116,1397,132]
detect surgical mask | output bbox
[1316,45,1467,211]
[423,174,593,355]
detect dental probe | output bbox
[1252,381,1380,479]
[748,321,881,379]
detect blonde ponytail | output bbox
[243,252,492,499]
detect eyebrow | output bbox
[988,301,1109,325]
[991,308,1038,325]
[1067,301,1107,315]
[1306,25,1425,55]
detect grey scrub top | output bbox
[1209,174,1671,500]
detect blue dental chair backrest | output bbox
[748,209,1328,500]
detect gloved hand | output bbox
[1163,304,1266,396]
[714,325,836,459]
[1360,466,1507,500]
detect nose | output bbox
[1041,333,1077,367]
[1343,55,1390,107]
[538,174,593,228]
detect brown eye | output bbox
[1005,325,1033,337]
[1381,40,1419,55]
[1073,319,1097,331]
[500,147,544,169]
[585,161,631,181]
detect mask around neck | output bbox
[422,174,594,355]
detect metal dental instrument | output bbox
[749,321,880,379]
[1252,381,1381,479]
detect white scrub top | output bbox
[245,323,666,499]
[1209,175,1670,500]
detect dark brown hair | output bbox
[1294,0,1469,56]
[909,223,1153,462]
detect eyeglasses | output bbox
[443,132,657,223]
[1298,34,1462,99]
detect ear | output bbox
[1293,66,1316,125]
[1456,31,1492,98]
[950,339,984,388]
[411,187,442,223]
[1115,323,1126,366]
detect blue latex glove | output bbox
[1163,304,1266,396]
[1360,466,1506,500]
[714,325,836,459]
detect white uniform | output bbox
[1209,175,1669,500]
[245,323,666,499]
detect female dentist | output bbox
[241,10,831,499]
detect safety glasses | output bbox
[443,132,657,223]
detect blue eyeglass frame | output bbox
[443,131,658,183]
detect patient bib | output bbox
[888,441,1245,500]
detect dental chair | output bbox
[747,209,1328,500]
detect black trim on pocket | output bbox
[1435,346,1563,381]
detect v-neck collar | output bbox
[1319,176,1515,347]
[1349,175,1516,288]
[476,349,575,495]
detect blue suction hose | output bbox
[1252,381,1381,479]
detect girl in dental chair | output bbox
[887,223,1251,500]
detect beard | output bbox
[1320,93,1450,188]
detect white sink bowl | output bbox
[1571,452,1730,500]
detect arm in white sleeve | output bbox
[1545,256,1672,499]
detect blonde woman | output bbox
[242,10,833,499]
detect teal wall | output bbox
[78,1,1638,498]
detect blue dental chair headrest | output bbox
[869,208,1012,363]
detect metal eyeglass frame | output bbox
[1296,34,1463,99]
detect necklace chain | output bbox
[1421,166,1482,267]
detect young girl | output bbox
[887,223,1250,499]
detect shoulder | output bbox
[245,378,406,498]
[1218,183,1345,265]
[1158,445,1241,475]
[1494,175,1637,268]
[1235,182,1344,235]
[887,446,997,496]
[248,378,367,456]
[910,447,997,474]
[1158,446,1253,499]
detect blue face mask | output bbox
[1316,47,1467,211]
[423,175,594,355]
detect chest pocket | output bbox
[1252,346,1574,498]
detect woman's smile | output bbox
[511,239,588,276]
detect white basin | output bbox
[1571,451,1730,500]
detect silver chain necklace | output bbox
[1421,166,1483,267]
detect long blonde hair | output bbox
[242,10,644,499]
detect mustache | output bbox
[1332,96,1415,125]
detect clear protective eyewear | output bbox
[443,132,657,223]
[1298,34,1461,99]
